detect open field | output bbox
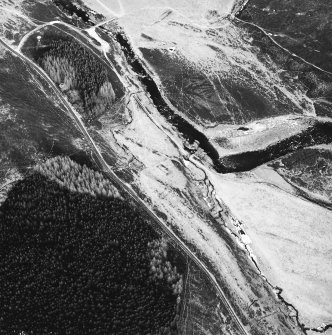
[207,167,332,329]
[0,43,91,201]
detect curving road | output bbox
[0,35,250,335]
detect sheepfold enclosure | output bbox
[21,24,125,123]
[0,156,185,335]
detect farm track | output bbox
[0,31,250,335]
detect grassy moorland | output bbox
[139,45,303,127]
[271,147,332,203]
[0,45,91,188]
[237,0,332,117]
[238,0,332,72]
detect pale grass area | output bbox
[84,0,235,21]
[209,167,332,327]
[207,115,313,156]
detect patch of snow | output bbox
[85,26,110,53]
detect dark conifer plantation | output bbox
[0,163,181,334]
[32,33,117,121]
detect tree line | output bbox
[34,156,121,199]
